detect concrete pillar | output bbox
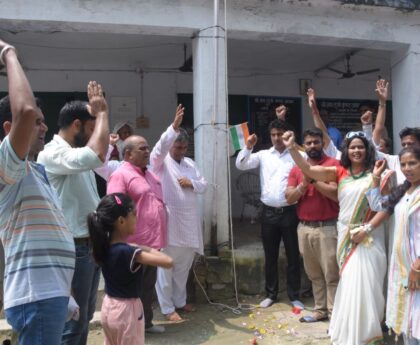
[192,22,230,254]
[391,45,420,152]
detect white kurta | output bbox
[150,125,208,254]
[150,125,208,315]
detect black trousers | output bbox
[140,265,157,328]
[261,204,300,301]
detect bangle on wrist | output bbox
[0,45,17,65]
[372,174,380,180]
[379,103,386,107]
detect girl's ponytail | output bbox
[87,193,135,265]
[88,211,111,266]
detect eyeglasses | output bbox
[138,145,150,152]
[345,131,366,140]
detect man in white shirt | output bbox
[37,84,110,345]
[236,119,301,308]
[375,127,420,184]
[152,115,208,322]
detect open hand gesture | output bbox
[172,104,185,130]
[246,134,257,149]
[282,131,295,149]
[360,110,372,125]
[375,79,389,104]
[307,88,316,109]
[275,105,287,121]
[87,81,108,117]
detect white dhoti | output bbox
[156,246,196,315]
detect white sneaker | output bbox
[259,298,274,308]
[145,325,165,334]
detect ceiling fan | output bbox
[327,53,380,79]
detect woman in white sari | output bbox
[283,130,393,345]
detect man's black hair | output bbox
[57,100,95,129]
[399,127,420,143]
[0,95,42,140]
[268,119,291,133]
[302,127,323,140]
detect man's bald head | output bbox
[122,135,150,168]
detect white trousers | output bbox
[155,246,195,315]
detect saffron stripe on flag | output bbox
[240,122,249,144]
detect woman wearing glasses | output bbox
[282,130,395,345]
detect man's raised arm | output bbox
[150,104,184,171]
[1,40,39,159]
[372,79,389,146]
[307,88,331,149]
[86,81,110,162]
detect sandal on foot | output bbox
[165,311,183,322]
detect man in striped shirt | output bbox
[0,39,75,345]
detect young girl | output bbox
[88,193,173,345]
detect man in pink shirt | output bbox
[107,105,184,333]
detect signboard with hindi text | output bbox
[248,96,302,151]
[317,98,393,145]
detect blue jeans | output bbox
[5,296,68,345]
[61,243,100,345]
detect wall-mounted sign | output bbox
[111,97,136,126]
[248,96,302,151]
[317,98,393,140]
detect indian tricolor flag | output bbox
[229,122,250,151]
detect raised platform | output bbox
[190,218,310,302]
